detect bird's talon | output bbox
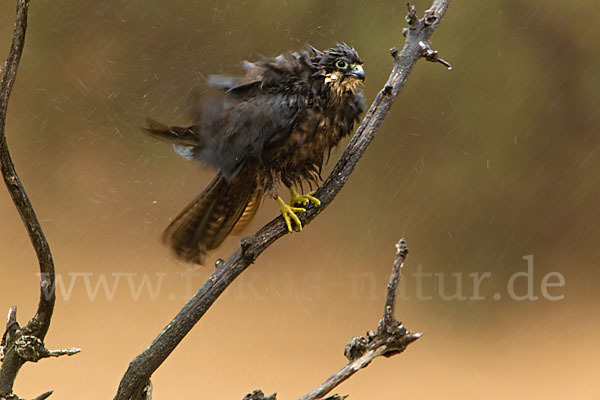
[277,196,305,232]
[304,190,322,207]
[289,187,322,208]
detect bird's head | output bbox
[312,43,364,94]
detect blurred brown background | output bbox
[1,0,599,398]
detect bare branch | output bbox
[382,239,409,326]
[299,239,418,400]
[31,392,53,400]
[11,335,80,363]
[0,0,56,338]
[0,0,67,396]
[114,1,450,398]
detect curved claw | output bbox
[290,187,322,208]
[277,196,306,232]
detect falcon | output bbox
[144,43,365,263]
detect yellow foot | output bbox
[289,187,322,208]
[277,196,306,232]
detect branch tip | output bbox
[13,335,80,362]
[437,57,452,70]
[405,2,418,25]
[45,347,82,358]
[31,391,53,400]
[395,238,409,256]
[6,307,17,326]
[418,41,452,70]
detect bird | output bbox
[143,43,365,264]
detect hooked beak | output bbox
[348,64,365,81]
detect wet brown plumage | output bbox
[144,43,365,263]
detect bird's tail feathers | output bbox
[143,118,200,146]
[162,170,259,264]
[230,188,263,235]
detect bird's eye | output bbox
[335,60,349,70]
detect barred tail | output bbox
[162,170,259,264]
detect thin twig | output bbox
[10,334,81,363]
[114,1,450,398]
[382,239,409,326]
[299,239,417,400]
[31,391,53,400]
[0,0,58,395]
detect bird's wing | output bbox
[211,90,302,181]
[208,60,265,94]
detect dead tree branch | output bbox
[298,239,416,400]
[115,1,450,398]
[242,239,415,400]
[29,392,53,400]
[0,0,77,398]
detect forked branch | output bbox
[0,0,76,398]
[240,239,416,400]
[296,239,417,400]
